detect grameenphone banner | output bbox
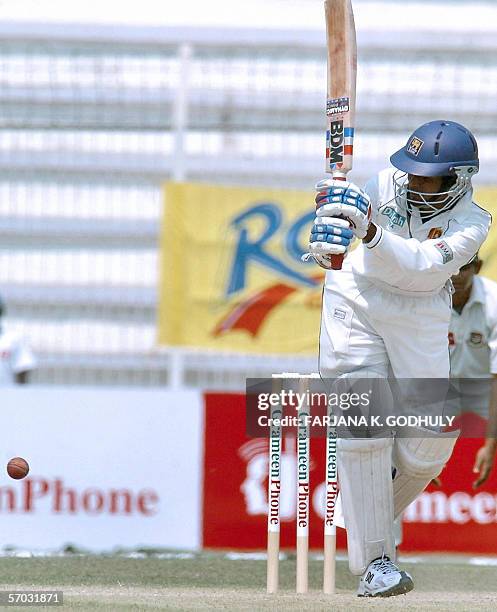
[0,387,203,551]
[202,392,497,554]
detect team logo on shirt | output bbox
[407,137,424,156]
[428,227,443,239]
[469,332,484,346]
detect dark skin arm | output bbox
[363,223,378,244]
[473,375,497,488]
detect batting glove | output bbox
[304,216,354,269]
[315,179,371,239]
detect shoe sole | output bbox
[358,572,414,598]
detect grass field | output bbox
[0,553,496,610]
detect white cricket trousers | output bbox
[319,269,452,379]
[319,269,454,575]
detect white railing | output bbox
[0,21,494,387]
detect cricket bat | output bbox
[325,0,357,270]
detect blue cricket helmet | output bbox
[390,120,479,177]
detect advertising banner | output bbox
[0,388,203,551]
[474,186,497,280]
[202,392,347,550]
[402,416,497,553]
[157,185,497,356]
[158,182,323,354]
[202,393,497,554]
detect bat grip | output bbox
[330,173,349,270]
[330,254,344,270]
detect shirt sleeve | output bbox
[363,175,381,223]
[488,326,497,375]
[486,293,497,374]
[363,210,491,292]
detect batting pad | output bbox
[338,436,395,575]
[392,428,458,518]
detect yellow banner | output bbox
[474,187,497,278]
[157,184,497,354]
[157,182,322,354]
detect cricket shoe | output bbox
[357,554,413,597]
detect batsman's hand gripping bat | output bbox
[325,0,357,270]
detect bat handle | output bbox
[330,173,349,270]
[330,254,344,270]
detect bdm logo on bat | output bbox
[327,120,344,166]
[326,97,350,115]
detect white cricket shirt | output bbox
[337,168,491,296]
[449,275,497,378]
[0,329,37,385]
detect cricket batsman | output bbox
[307,120,491,596]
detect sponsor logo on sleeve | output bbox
[407,137,424,156]
[434,240,454,264]
[333,308,346,320]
